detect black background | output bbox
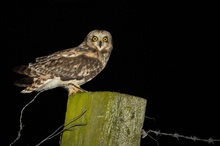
[2,1,219,146]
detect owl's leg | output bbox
[68,84,87,96]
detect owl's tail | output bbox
[14,77,45,93]
[14,77,34,87]
[13,65,32,76]
[13,65,38,93]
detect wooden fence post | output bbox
[60,91,147,146]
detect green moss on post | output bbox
[60,91,147,146]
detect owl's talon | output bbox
[68,86,87,96]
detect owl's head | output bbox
[85,30,113,52]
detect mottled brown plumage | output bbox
[14,30,113,95]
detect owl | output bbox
[14,30,113,95]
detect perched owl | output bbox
[14,30,113,95]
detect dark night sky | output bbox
[2,1,219,146]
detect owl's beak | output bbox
[99,41,102,48]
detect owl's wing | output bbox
[35,50,71,63]
[35,46,88,63]
[31,54,103,81]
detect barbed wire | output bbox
[35,109,87,146]
[9,91,43,146]
[142,129,220,145]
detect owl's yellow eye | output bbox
[92,36,98,42]
[103,37,108,42]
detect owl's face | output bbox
[86,30,113,52]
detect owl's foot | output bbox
[68,85,87,96]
